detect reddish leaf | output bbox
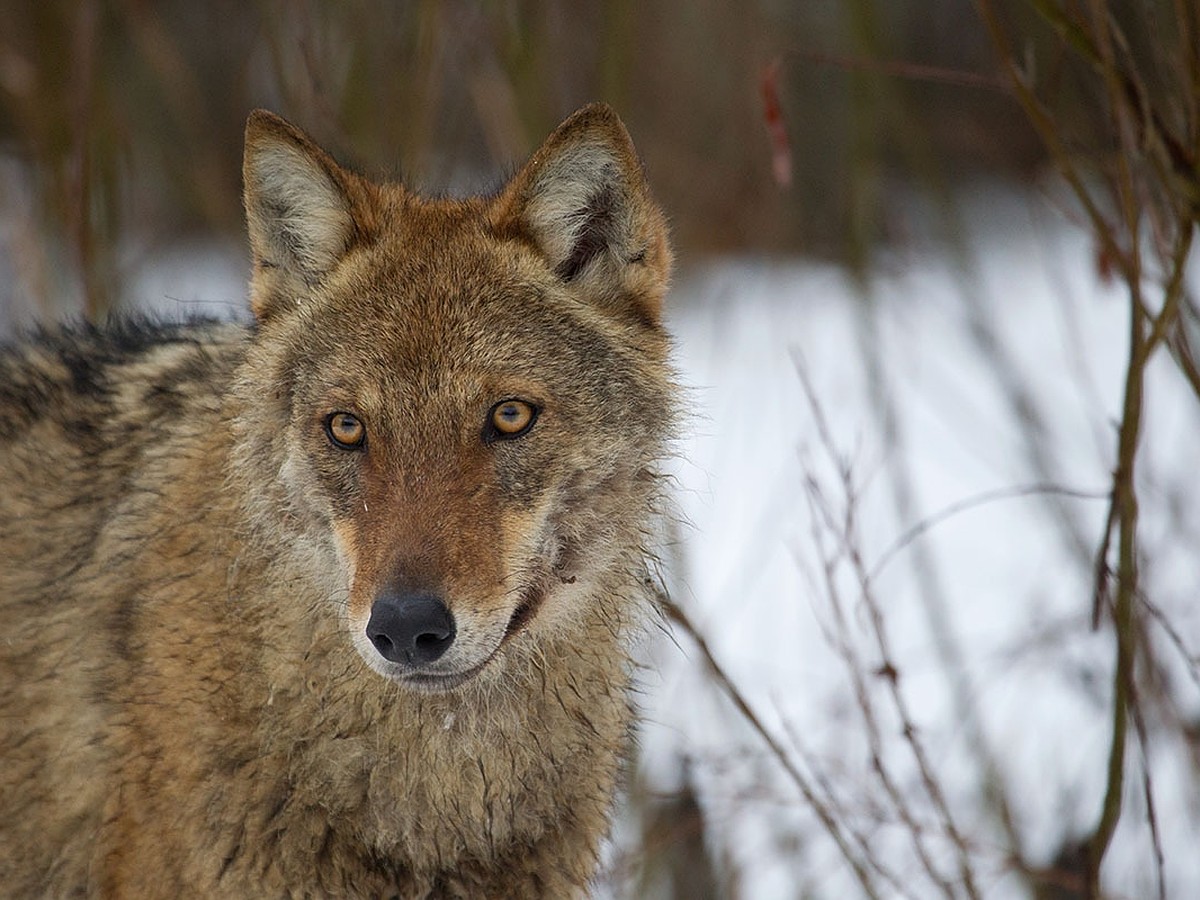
[761,59,793,188]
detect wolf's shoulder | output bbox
[0,316,250,439]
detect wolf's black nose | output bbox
[366,592,456,666]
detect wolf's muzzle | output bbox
[366,592,456,666]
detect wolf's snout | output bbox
[366,592,457,666]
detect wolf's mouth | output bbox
[501,539,577,640]
[399,664,484,693]
[393,582,550,693]
[391,573,564,696]
[503,582,547,640]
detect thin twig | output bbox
[787,48,1008,92]
[869,482,1108,585]
[799,469,957,897]
[1127,668,1167,900]
[1091,490,1120,629]
[1085,208,1142,900]
[1028,0,1197,195]
[1078,0,1152,890]
[775,713,917,899]
[973,0,1132,281]
[659,595,884,899]
[795,354,986,898]
[1139,592,1200,694]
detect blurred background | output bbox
[0,0,1129,318]
[2,1,1198,898]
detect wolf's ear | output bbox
[242,110,376,321]
[491,104,672,326]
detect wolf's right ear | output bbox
[242,110,377,321]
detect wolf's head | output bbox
[233,106,674,693]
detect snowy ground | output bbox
[3,186,1196,898]
[630,190,1200,898]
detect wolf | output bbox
[0,103,674,898]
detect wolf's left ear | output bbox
[242,110,377,321]
[491,104,672,326]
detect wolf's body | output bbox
[0,105,673,898]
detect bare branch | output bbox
[659,595,885,899]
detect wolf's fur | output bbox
[0,105,674,898]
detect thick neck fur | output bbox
[240,537,640,875]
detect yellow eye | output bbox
[487,399,537,440]
[325,412,366,450]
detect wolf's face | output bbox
[237,107,672,691]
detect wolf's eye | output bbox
[485,399,538,442]
[325,412,366,450]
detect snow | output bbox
[633,191,1200,897]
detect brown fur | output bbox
[0,105,674,898]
